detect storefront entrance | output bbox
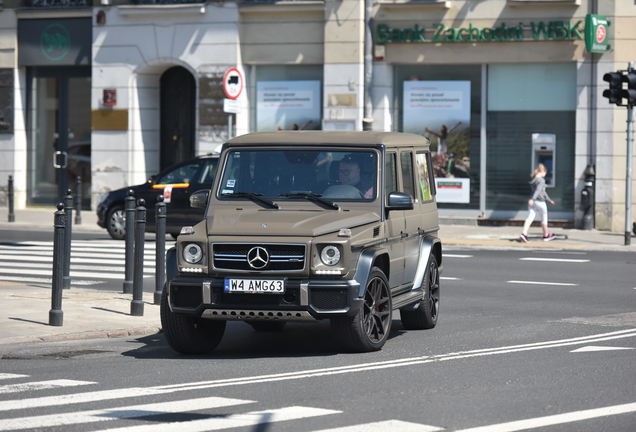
[27,67,91,207]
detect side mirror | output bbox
[148,175,157,184]
[190,189,210,209]
[386,191,414,211]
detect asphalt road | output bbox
[0,244,635,431]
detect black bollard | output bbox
[123,190,135,294]
[131,198,146,316]
[154,195,166,305]
[75,176,82,225]
[50,203,66,326]
[63,189,73,290]
[8,175,14,222]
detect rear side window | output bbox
[156,162,202,185]
[416,152,434,201]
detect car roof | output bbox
[225,131,430,148]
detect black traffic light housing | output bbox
[603,72,623,106]
[621,71,636,106]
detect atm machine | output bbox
[531,133,556,187]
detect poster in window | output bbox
[257,81,321,131]
[403,80,471,203]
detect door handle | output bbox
[53,151,68,169]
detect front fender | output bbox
[166,247,177,288]
[352,247,387,298]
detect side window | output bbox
[156,162,201,185]
[400,151,415,198]
[416,152,434,202]
[385,153,397,197]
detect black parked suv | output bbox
[96,154,219,239]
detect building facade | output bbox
[0,0,634,232]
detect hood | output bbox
[207,207,381,237]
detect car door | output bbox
[384,152,405,289]
[399,149,422,286]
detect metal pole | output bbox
[50,203,65,326]
[7,175,14,222]
[228,114,233,139]
[626,109,633,245]
[131,198,146,316]
[62,189,73,289]
[154,194,166,305]
[362,0,373,131]
[123,190,135,294]
[75,176,82,225]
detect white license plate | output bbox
[224,278,285,294]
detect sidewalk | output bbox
[0,207,634,347]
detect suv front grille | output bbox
[213,243,306,271]
[171,285,202,308]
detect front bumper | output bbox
[168,276,363,321]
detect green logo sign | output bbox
[40,23,71,61]
[585,14,610,53]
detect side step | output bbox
[392,289,424,310]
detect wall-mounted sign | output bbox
[18,18,91,66]
[103,89,117,106]
[585,14,610,53]
[376,20,583,44]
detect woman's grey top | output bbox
[529,176,552,202]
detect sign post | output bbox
[223,68,243,140]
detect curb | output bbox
[0,327,162,346]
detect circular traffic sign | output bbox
[223,68,243,100]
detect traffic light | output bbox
[603,72,623,105]
[621,71,636,106]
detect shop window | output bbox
[253,65,323,132]
[486,63,576,212]
[395,65,481,209]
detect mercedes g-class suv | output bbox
[161,131,442,353]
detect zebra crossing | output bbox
[0,239,169,287]
[0,373,444,431]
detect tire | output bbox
[331,267,392,352]
[246,321,287,332]
[106,205,126,240]
[400,255,440,330]
[160,288,226,355]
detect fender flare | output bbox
[411,236,442,291]
[352,247,388,298]
[165,247,178,289]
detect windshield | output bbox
[218,149,378,200]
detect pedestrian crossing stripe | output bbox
[0,374,28,381]
[313,420,444,432]
[0,396,254,431]
[0,379,95,395]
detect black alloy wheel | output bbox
[400,255,439,330]
[332,267,392,352]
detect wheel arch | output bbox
[353,248,389,298]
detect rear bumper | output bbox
[167,276,363,321]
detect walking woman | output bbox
[520,163,556,242]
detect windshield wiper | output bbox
[280,193,339,210]
[221,192,279,209]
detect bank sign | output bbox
[376,14,609,53]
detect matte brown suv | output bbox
[161,131,442,353]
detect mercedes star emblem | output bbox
[247,246,269,269]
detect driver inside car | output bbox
[338,156,374,198]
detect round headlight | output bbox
[183,243,203,264]
[320,245,341,266]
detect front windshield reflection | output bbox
[218,149,377,200]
